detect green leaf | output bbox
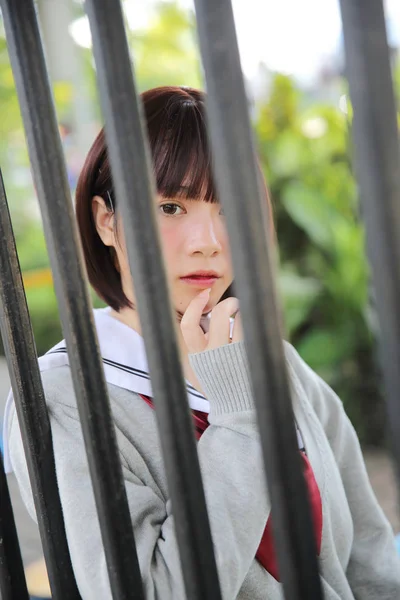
[269,131,306,178]
[296,328,355,377]
[278,267,320,334]
[281,182,337,250]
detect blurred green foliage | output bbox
[129,3,202,91]
[257,74,390,445]
[1,1,400,446]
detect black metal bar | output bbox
[338,0,400,483]
[0,169,81,599]
[192,1,324,598]
[84,1,222,599]
[0,455,29,600]
[0,1,144,598]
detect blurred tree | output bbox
[394,56,400,105]
[0,36,21,156]
[0,33,36,241]
[38,0,97,160]
[257,74,388,446]
[128,2,202,91]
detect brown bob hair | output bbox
[75,85,271,311]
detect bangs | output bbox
[146,91,218,203]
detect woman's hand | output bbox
[181,289,243,353]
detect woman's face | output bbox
[113,194,234,316]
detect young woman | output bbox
[4,86,400,599]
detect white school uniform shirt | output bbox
[2,307,305,473]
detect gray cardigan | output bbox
[7,341,400,599]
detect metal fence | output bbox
[0,0,399,598]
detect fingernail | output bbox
[200,288,211,297]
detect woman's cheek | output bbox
[159,225,180,266]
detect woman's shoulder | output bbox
[38,365,155,436]
[283,341,345,423]
[40,364,75,401]
[283,340,316,386]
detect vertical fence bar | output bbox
[0,1,145,598]
[0,169,81,599]
[192,1,324,598]
[0,453,29,600]
[338,0,400,482]
[83,1,222,599]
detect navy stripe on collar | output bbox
[47,348,206,401]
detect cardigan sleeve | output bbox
[285,343,400,599]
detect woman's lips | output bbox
[180,276,219,287]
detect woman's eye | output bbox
[160,203,184,216]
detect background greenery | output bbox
[1,1,399,447]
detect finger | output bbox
[180,289,211,353]
[208,297,239,349]
[231,310,243,343]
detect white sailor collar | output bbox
[42,307,210,412]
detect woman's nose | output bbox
[186,218,223,257]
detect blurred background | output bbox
[0,0,400,594]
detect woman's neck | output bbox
[109,306,141,334]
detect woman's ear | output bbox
[92,195,115,246]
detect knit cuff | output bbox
[189,341,253,415]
